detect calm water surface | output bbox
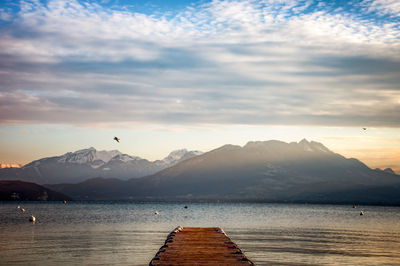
[0,202,399,265]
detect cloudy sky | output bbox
[0,0,399,172]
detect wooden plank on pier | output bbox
[150,226,254,265]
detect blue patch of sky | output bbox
[0,0,20,12]
[0,0,19,25]
[264,0,399,25]
[0,0,399,30]
[89,0,211,18]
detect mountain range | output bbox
[46,139,400,204]
[0,148,203,184]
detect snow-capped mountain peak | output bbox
[299,139,313,152]
[163,149,189,164]
[155,149,204,167]
[0,163,22,169]
[95,149,122,163]
[109,153,141,163]
[57,147,122,165]
[299,139,332,153]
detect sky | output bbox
[0,0,399,172]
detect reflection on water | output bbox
[0,202,399,265]
[229,228,400,265]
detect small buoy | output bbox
[360,211,364,216]
[155,211,159,215]
[184,206,188,209]
[21,208,25,213]
[29,215,36,223]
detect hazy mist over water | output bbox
[1,202,399,265]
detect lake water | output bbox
[0,202,399,265]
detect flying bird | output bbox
[114,137,120,143]
[362,128,367,130]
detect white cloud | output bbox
[363,0,400,16]
[0,0,399,127]
[0,8,13,21]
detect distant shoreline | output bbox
[1,199,399,207]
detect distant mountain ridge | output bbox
[375,167,397,175]
[0,180,71,201]
[0,148,203,184]
[47,139,400,204]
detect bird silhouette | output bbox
[362,128,367,130]
[114,137,120,143]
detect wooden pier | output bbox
[149,226,254,265]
